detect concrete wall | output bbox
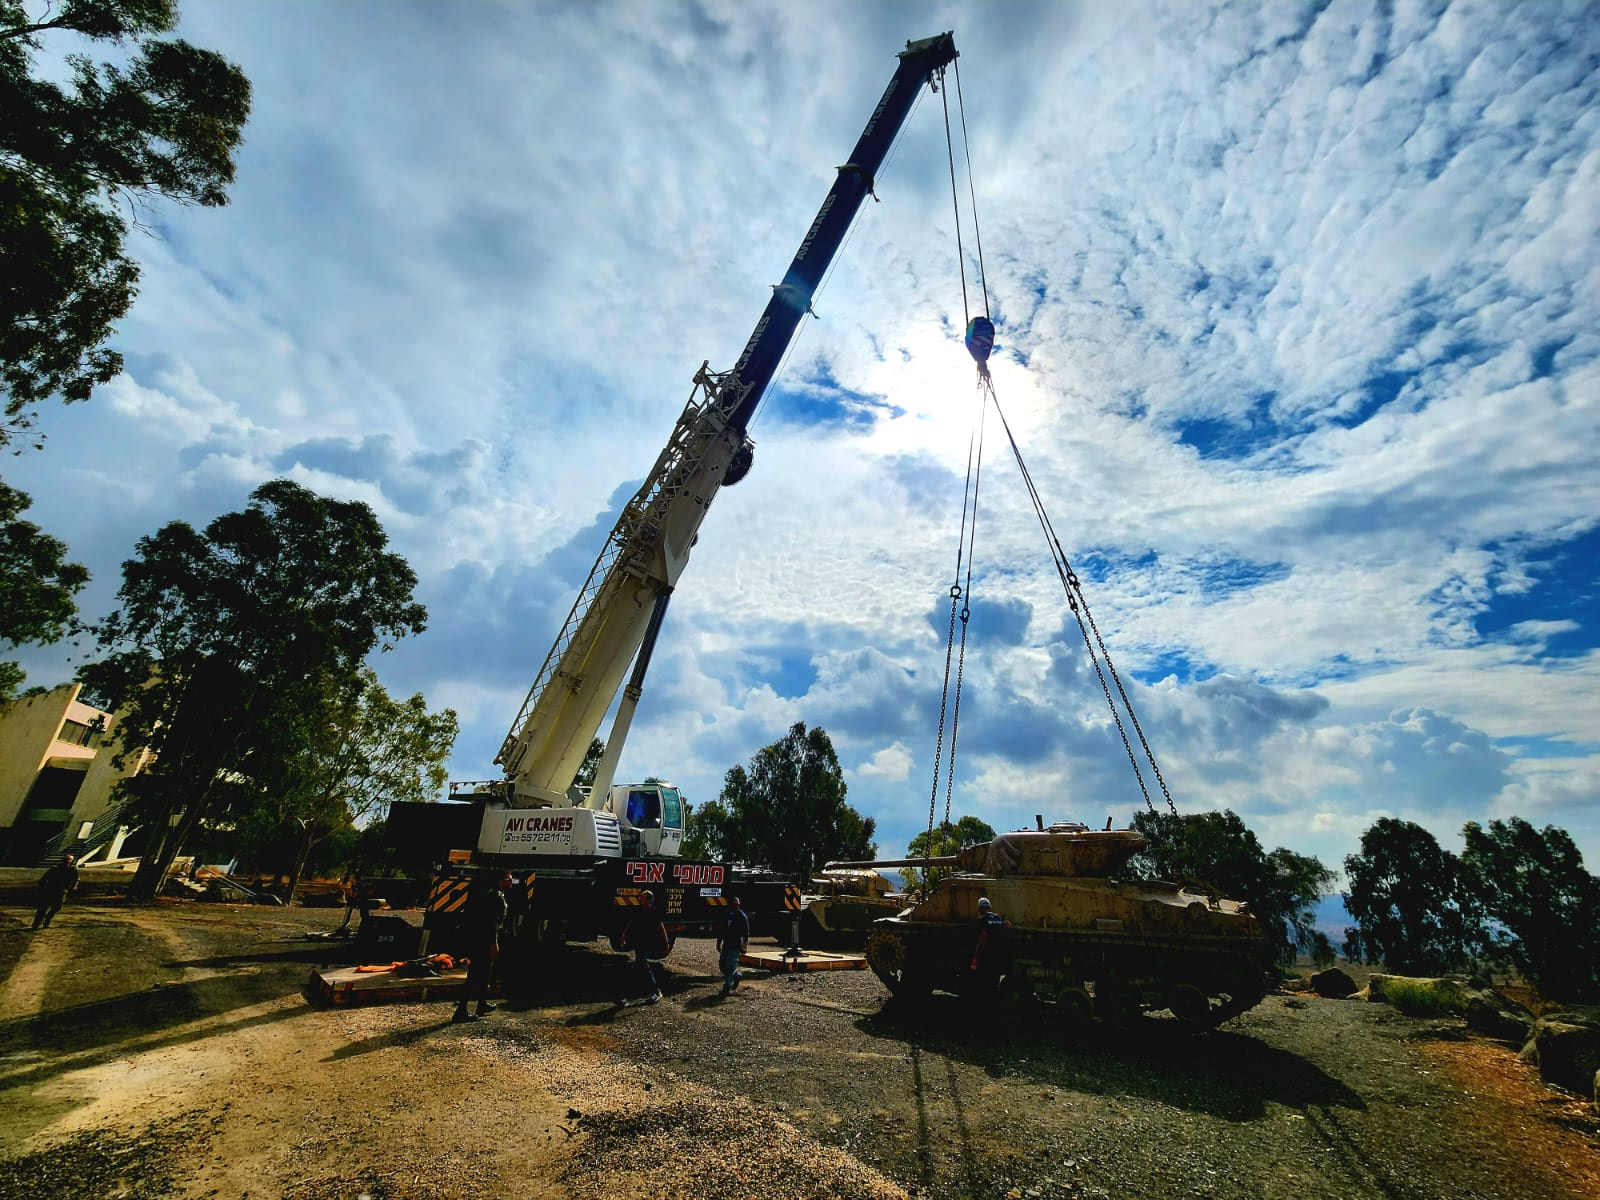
[0,684,77,827]
[0,683,146,863]
[66,723,152,839]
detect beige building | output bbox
[0,682,149,866]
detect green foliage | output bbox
[899,816,996,891]
[0,479,88,700]
[575,739,604,789]
[1,0,251,444]
[1130,809,1335,964]
[1461,817,1600,1002]
[234,668,457,901]
[79,479,427,898]
[685,722,876,878]
[1382,977,1467,1018]
[1309,931,1337,970]
[1341,817,1482,976]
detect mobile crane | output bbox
[390,32,961,952]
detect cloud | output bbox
[852,741,914,783]
[9,0,1599,876]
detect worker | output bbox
[32,854,78,930]
[452,871,511,1024]
[333,862,368,937]
[717,895,749,996]
[970,895,1010,994]
[619,891,669,1006]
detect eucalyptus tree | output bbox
[81,479,427,898]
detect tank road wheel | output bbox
[1053,985,1094,1024]
[866,927,928,1001]
[1166,982,1212,1027]
[1093,978,1142,1027]
[1206,957,1270,1025]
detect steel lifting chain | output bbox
[940,375,990,830]
[943,595,970,831]
[987,388,1181,819]
[925,582,962,844]
[930,50,1177,823]
[1063,562,1177,815]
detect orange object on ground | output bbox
[352,953,457,975]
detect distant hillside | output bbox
[1314,893,1351,939]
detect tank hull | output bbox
[801,894,905,943]
[865,871,1271,1028]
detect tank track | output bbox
[867,921,1269,1030]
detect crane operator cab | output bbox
[600,782,685,857]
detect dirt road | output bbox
[1,901,1595,1199]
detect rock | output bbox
[1309,967,1358,998]
[1463,990,1533,1044]
[1541,1009,1600,1030]
[1522,1019,1600,1094]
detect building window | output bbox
[58,719,100,748]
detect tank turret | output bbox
[843,821,1271,1029]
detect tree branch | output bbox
[0,19,72,42]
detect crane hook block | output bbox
[964,315,995,364]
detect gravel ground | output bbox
[0,1110,213,1200]
[1,901,1595,1200]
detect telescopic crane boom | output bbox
[487,35,959,845]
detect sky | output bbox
[8,0,1599,898]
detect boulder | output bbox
[1540,1009,1600,1030]
[1520,1019,1600,1095]
[1309,967,1358,999]
[1463,989,1534,1044]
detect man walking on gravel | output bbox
[32,854,78,930]
[453,871,511,1024]
[620,890,669,1006]
[717,895,749,996]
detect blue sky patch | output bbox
[1174,392,1281,459]
[748,645,820,700]
[1324,368,1418,430]
[1133,648,1218,686]
[1473,525,1600,659]
[764,361,901,430]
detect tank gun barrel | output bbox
[825,856,959,870]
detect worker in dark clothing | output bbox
[717,895,750,996]
[969,895,1010,995]
[333,866,367,937]
[32,855,78,930]
[453,871,511,1024]
[619,891,669,1006]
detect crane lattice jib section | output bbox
[496,369,743,773]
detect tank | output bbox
[797,868,906,944]
[850,822,1272,1028]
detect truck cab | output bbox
[468,780,685,860]
[597,781,684,858]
